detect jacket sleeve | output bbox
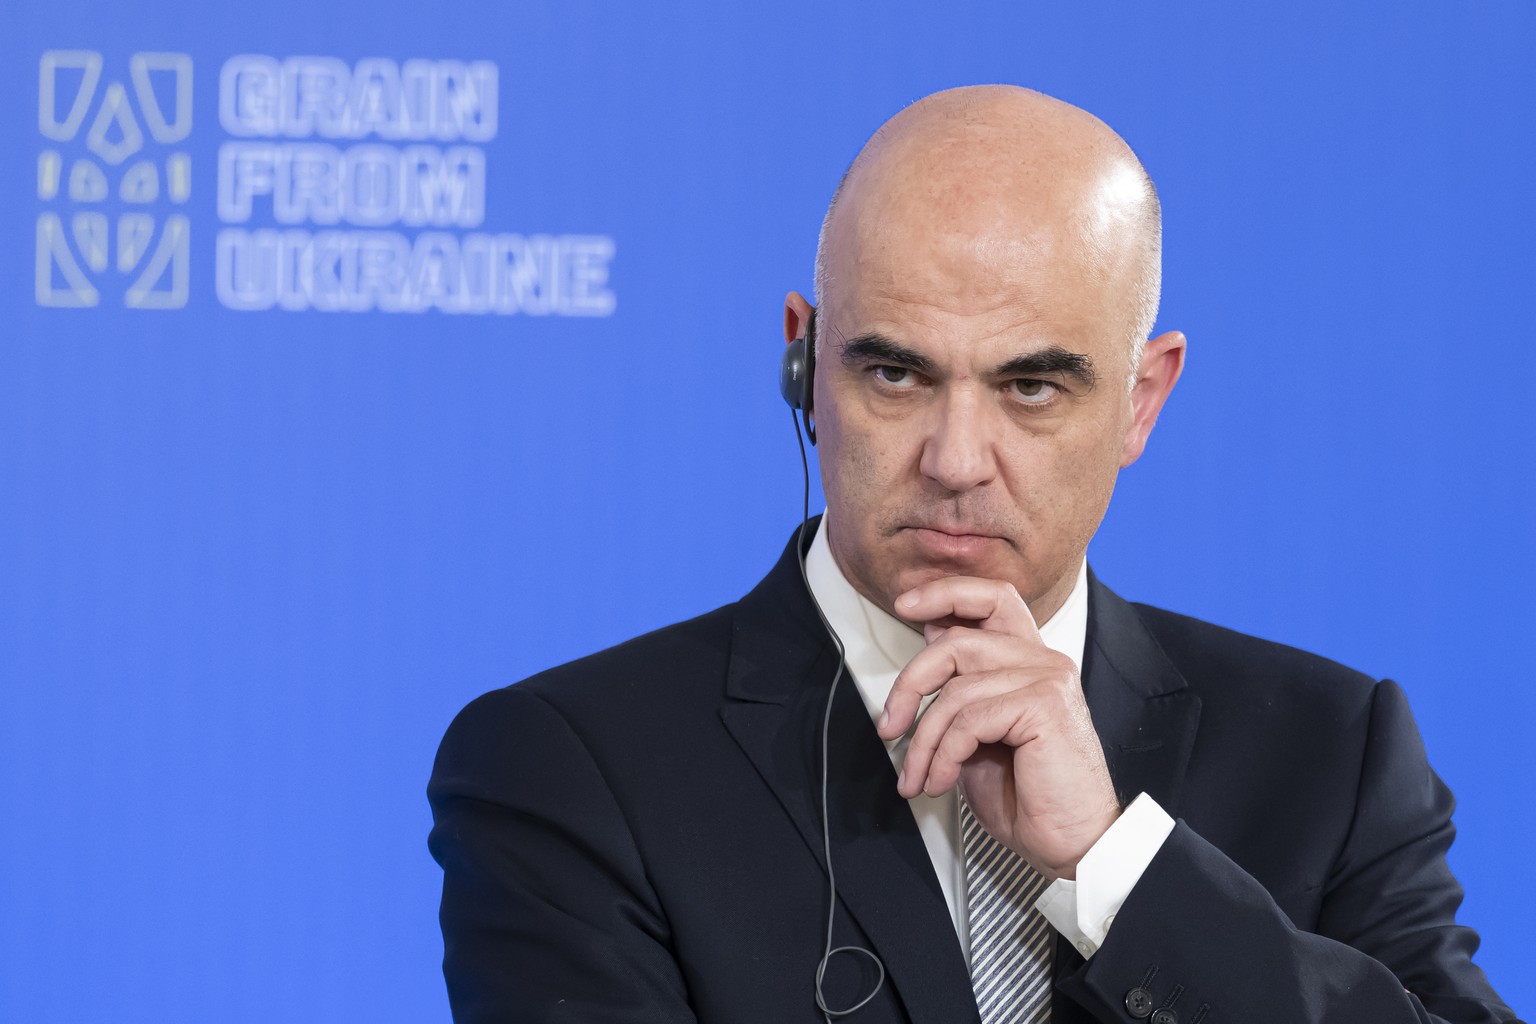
[427,685,698,1024]
[1056,679,1522,1024]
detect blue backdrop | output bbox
[3,2,1531,1020]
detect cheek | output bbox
[822,426,888,520]
[1009,419,1124,533]
[1064,433,1125,537]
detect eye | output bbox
[1009,378,1059,405]
[873,365,919,389]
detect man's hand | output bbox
[875,575,1121,880]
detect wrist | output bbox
[1043,799,1124,881]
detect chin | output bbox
[887,556,1041,602]
[884,563,995,605]
[891,564,959,591]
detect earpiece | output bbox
[779,309,818,444]
[779,337,812,410]
[786,303,887,1019]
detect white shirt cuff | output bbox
[1034,793,1174,959]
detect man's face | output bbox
[812,204,1147,623]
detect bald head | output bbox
[785,85,1186,629]
[813,86,1161,370]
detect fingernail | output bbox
[878,710,889,731]
[899,592,919,608]
[897,769,906,790]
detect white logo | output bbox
[214,56,615,316]
[37,51,193,308]
[33,50,616,318]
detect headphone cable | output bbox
[791,409,887,1020]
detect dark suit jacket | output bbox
[428,524,1519,1023]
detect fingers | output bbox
[883,628,1081,800]
[896,673,1037,798]
[879,634,963,739]
[879,575,1076,806]
[878,577,1116,874]
[878,627,1059,738]
[878,577,1045,743]
[894,576,1041,640]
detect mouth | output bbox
[902,524,1010,560]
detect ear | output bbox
[784,291,815,344]
[1120,330,1186,467]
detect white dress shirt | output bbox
[803,517,1174,962]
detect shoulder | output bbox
[435,526,819,788]
[450,600,740,733]
[1132,602,1375,684]
[526,602,737,700]
[430,601,743,798]
[1127,600,1383,715]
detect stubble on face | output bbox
[811,86,1157,624]
[819,363,1121,623]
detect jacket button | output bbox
[1151,1010,1178,1024]
[1124,987,1154,1018]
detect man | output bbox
[428,86,1520,1023]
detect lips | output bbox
[904,525,1009,560]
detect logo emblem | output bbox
[37,51,193,308]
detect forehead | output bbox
[820,107,1153,360]
[826,162,1142,360]
[834,222,1130,367]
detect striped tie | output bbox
[961,797,1054,1024]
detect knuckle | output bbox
[936,733,968,763]
[906,724,935,755]
[952,701,988,732]
[1042,656,1080,691]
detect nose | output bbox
[918,386,999,493]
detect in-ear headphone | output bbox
[780,308,817,444]
[783,304,888,1020]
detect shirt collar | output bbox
[804,515,1090,721]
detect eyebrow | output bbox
[996,348,1098,390]
[838,333,1098,390]
[837,335,938,376]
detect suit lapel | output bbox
[720,535,1201,1024]
[1079,571,1202,815]
[1049,572,1203,1020]
[720,525,979,1024]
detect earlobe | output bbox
[1119,330,1187,467]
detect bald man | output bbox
[429,87,1520,1024]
